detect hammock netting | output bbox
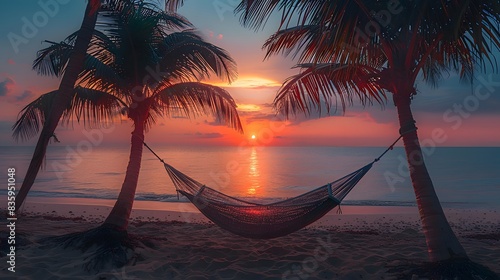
[163,162,374,239]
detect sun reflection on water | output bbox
[247,147,260,195]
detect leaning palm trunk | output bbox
[15,1,100,211]
[103,118,145,230]
[395,94,467,262]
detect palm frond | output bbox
[237,1,388,33]
[94,3,196,84]
[263,25,322,61]
[71,86,125,128]
[240,0,500,100]
[79,31,129,96]
[239,1,391,66]
[12,87,124,142]
[164,0,184,12]
[12,91,60,142]
[236,0,283,30]
[140,2,191,30]
[98,0,191,39]
[274,63,386,117]
[153,82,243,132]
[33,33,78,76]
[158,30,238,83]
[263,24,387,66]
[28,0,241,136]
[79,54,127,96]
[413,0,500,84]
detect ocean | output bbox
[1,145,499,209]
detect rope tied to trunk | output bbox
[399,120,417,136]
[373,123,417,163]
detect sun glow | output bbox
[251,134,256,139]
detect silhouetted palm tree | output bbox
[13,1,242,230]
[13,0,102,211]
[232,0,500,264]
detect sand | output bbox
[1,197,499,279]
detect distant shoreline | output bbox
[2,145,500,148]
[2,194,498,211]
[7,195,499,220]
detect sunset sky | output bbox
[0,1,499,147]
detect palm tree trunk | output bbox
[395,95,467,262]
[15,0,100,211]
[103,119,145,230]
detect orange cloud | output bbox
[237,104,261,112]
[212,76,281,89]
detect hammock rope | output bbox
[142,135,405,239]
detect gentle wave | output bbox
[2,189,487,208]
[0,190,181,202]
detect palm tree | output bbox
[13,1,242,231]
[13,0,102,212]
[232,0,500,265]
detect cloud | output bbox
[0,78,14,96]
[15,90,34,102]
[203,119,225,127]
[203,114,236,127]
[185,132,224,139]
[0,77,38,104]
[243,112,279,123]
[402,73,500,116]
[7,59,15,65]
[260,103,274,108]
[246,84,281,90]
[411,88,500,115]
[235,101,345,125]
[213,77,282,89]
[207,30,223,40]
[237,104,261,112]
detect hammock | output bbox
[144,136,402,239]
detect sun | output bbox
[251,135,256,139]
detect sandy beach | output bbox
[1,197,499,279]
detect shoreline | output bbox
[8,195,500,212]
[8,195,500,233]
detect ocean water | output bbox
[1,145,499,209]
